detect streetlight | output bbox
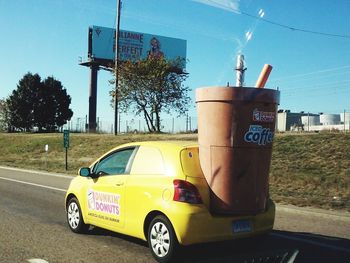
[114,0,122,135]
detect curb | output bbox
[0,165,74,179]
[276,204,350,222]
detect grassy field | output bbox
[0,132,349,211]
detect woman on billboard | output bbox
[147,37,164,59]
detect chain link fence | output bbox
[61,115,198,134]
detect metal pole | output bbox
[65,147,68,171]
[114,0,122,135]
[172,118,174,133]
[89,65,98,132]
[85,115,88,133]
[186,113,188,132]
[119,114,121,133]
[97,117,100,132]
[344,109,346,132]
[235,54,246,87]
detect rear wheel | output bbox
[67,197,89,233]
[148,215,179,262]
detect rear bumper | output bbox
[171,199,275,245]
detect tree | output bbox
[0,99,10,132]
[110,57,190,132]
[6,73,42,131]
[34,77,74,131]
[6,72,73,132]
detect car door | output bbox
[85,147,137,231]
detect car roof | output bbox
[96,141,199,161]
[121,140,198,149]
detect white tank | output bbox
[320,114,341,125]
[301,115,320,126]
[340,112,350,124]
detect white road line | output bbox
[0,166,74,179]
[28,259,49,263]
[0,176,66,192]
[270,233,350,253]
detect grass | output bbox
[0,132,348,211]
[270,133,350,211]
[0,133,197,173]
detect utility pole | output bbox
[114,0,122,135]
[186,113,188,132]
[172,118,174,133]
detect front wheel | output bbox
[67,197,89,233]
[148,215,179,262]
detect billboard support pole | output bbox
[114,0,121,135]
[88,65,98,132]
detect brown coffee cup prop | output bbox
[196,86,280,215]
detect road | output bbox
[0,166,349,263]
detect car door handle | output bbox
[115,182,124,186]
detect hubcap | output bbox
[67,202,80,229]
[150,222,170,258]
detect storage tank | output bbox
[340,112,350,124]
[301,115,320,126]
[320,114,341,125]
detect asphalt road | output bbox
[0,166,349,263]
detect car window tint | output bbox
[130,146,164,175]
[94,148,135,175]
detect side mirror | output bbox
[79,167,91,177]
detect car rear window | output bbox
[180,147,204,178]
[130,146,165,175]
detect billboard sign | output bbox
[89,26,186,67]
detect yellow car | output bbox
[65,141,275,262]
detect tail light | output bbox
[173,179,202,204]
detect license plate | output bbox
[232,220,252,233]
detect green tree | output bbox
[34,77,73,131]
[6,73,42,131]
[110,58,190,132]
[6,72,73,132]
[0,99,10,132]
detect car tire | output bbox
[148,215,179,262]
[67,197,89,233]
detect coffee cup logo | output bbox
[253,108,275,123]
[88,190,95,210]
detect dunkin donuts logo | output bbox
[88,189,120,216]
[253,109,275,123]
[244,125,274,145]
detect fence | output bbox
[61,115,198,134]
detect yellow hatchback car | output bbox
[65,141,275,262]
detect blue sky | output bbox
[0,0,349,130]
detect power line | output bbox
[282,86,350,98]
[283,87,350,98]
[201,0,350,39]
[280,80,350,92]
[270,65,350,82]
[240,11,350,39]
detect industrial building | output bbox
[277,110,350,132]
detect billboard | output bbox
[89,26,186,66]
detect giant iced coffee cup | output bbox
[196,86,280,215]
